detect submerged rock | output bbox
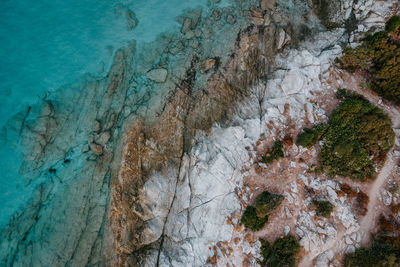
[147,68,168,83]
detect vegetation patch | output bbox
[385,15,400,34]
[313,200,334,217]
[262,141,284,164]
[296,89,395,181]
[241,206,269,231]
[241,191,284,231]
[345,238,400,267]
[296,123,328,148]
[336,15,400,104]
[345,213,400,266]
[259,235,300,267]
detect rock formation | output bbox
[0,0,399,266]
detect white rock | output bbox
[345,235,353,245]
[381,189,392,206]
[284,226,290,235]
[281,70,304,95]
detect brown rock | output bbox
[89,143,103,155]
[95,131,111,146]
[251,16,265,26]
[261,0,276,10]
[250,6,263,18]
[93,120,101,132]
[203,58,216,72]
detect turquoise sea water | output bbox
[0,0,210,227]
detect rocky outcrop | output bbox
[1,0,398,266]
[107,15,284,265]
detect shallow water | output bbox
[0,0,210,227]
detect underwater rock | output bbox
[203,58,216,71]
[146,68,168,83]
[1,0,398,266]
[261,0,276,10]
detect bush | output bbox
[296,123,328,147]
[297,91,395,181]
[385,15,400,34]
[262,141,284,163]
[241,206,268,231]
[320,94,395,180]
[255,191,285,218]
[259,236,300,267]
[345,200,400,266]
[313,200,334,217]
[336,16,400,105]
[241,191,284,231]
[345,238,400,267]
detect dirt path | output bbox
[297,71,400,267]
[358,157,396,241]
[342,71,400,243]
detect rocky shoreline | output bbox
[1,0,399,266]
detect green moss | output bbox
[241,191,284,231]
[313,200,334,217]
[262,141,284,163]
[259,236,300,267]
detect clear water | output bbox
[0,0,210,227]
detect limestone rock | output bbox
[281,70,304,95]
[380,189,393,206]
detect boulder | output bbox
[147,68,168,83]
[261,0,276,10]
[89,143,103,155]
[203,58,216,72]
[281,70,304,95]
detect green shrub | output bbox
[336,16,400,105]
[259,236,300,267]
[241,191,284,231]
[296,123,328,147]
[262,141,284,163]
[241,206,268,231]
[321,95,394,180]
[345,238,400,267]
[255,191,284,218]
[313,200,334,217]
[385,15,400,34]
[296,90,395,181]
